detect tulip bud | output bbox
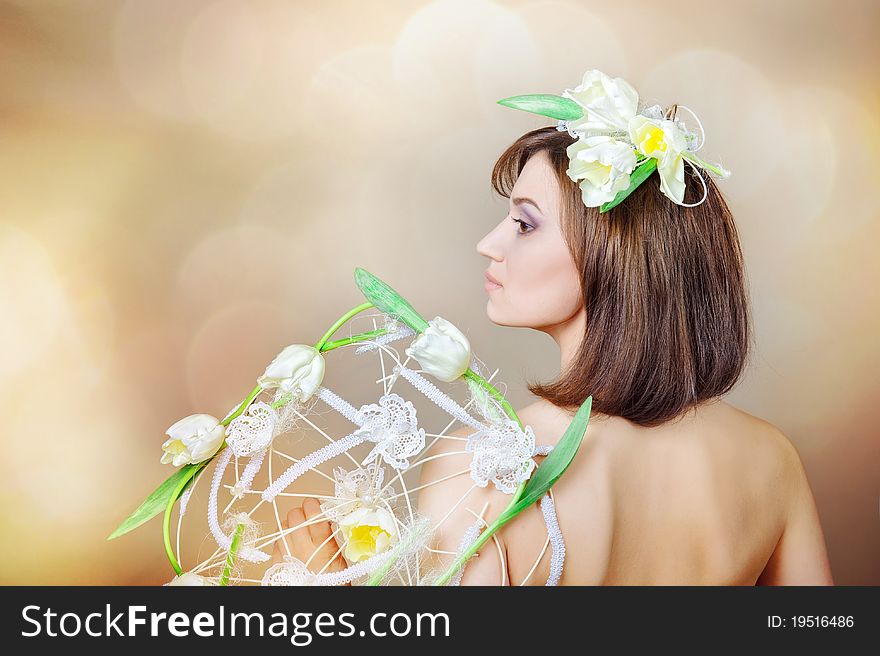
[160,413,226,467]
[257,344,325,402]
[404,316,471,382]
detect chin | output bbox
[485,301,519,327]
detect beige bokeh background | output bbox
[0,0,877,585]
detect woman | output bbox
[275,126,834,586]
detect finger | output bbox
[302,497,346,572]
[302,497,331,545]
[286,507,314,559]
[271,518,289,563]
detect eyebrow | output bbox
[511,196,542,213]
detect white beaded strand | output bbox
[540,491,566,586]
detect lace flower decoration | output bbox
[320,463,397,522]
[466,419,537,494]
[354,393,426,470]
[261,556,318,586]
[225,401,279,457]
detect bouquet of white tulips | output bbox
[109,267,592,586]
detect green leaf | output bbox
[107,462,205,540]
[502,395,593,518]
[353,267,429,334]
[497,94,585,121]
[599,158,657,213]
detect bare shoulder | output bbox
[733,405,819,508]
[708,406,834,585]
[714,401,805,475]
[719,403,836,585]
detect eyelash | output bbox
[511,215,534,235]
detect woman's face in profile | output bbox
[476,150,584,333]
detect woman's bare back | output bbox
[417,398,834,585]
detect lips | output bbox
[484,271,502,287]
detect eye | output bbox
[511,215,535,235]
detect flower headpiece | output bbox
[497,69,730,213]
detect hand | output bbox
[271,497,350,584]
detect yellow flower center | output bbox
[164,439,186,455]
[638,124,668,157]
[347,524,392,561]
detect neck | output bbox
[546,305,586,374]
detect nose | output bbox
[476,218,506,262]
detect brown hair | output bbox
[491,127,752,427]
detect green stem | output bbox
[219,521,245,586]
[681,151,730,178]
[162,461,207,575]
[314,302,374,351]
[364,548,399,587]
[271,392,294,409]
[222,384,263,427]
[320,328,390,352]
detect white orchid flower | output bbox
[160,413,226,467]
[257,343,325,403]
[565,135,638,207]
[404,316,471,383]
[562,69,639,133]
[628,114,690,204]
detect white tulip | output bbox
[160,413,225,467]
[628,114,689,204]
[257,344,325,402]
[562,69,639,133]
[337,506,398,563]
[404,316,471,383]
[166,571,215,586]
[565,135,638,207]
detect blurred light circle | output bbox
[392,0,523,128]
[113,0,201,120]
[176,223,301,315]
[9,381,132,523]
[475,1,628,118]
[784,85,879,237]
[184,301,292,410]
[0,224,66,382]
[179,0,317,141]
[304,45,408,142]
